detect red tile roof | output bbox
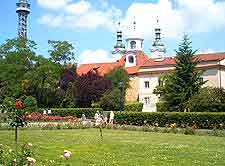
[142,52,225,67]
[77,62,121,76]
[196,52,225,61]
[77,51,149,75]
[77,52,225,75]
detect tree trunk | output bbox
[15,126,18,153]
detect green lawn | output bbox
[0,129,225,166]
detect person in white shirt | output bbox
[109,111,114,124]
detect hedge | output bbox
[39,108,102,118]
[156,102,225,112]
[124,102,143,112]
[114,112,225,129]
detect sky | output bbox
[0,0,225,64]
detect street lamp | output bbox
[118,81,124,125]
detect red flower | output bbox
[15,100,23,108]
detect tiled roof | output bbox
[77,62,121,76]
[142,52,225,67]
[196,52,225,61]
[77,51,149,75]
[77,52,225,75]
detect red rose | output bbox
[15,100,23,108]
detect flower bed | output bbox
[27,113,77,122]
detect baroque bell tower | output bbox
[16,0,31,38]
[150,20,166,59]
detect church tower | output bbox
[125,20,144,67]
[111,22,126,55]
[16,0,31,38]
[150,20,166,59]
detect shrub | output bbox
[91,102,100,108]
[186,87,225,112]
[50,108,102,118]
[114,112,225,129]
[156,101,171,112]
[23,96,38,113]
[0,113,7,123]
[124,102,143,112]
[2,96,15,112]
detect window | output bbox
[128,55,134,63]
[144,97,150,105]
[144,81,150,88]
[130,41,136,49]
[200,77,204,84]
[158,79,163,86]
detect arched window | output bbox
[130,41,136,49]
[128,55,134,63]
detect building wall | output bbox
[220,69,225,89]
[138,73,160,112]
[138,68,224,112]
[125,75,139,102]
[202,68,219,87]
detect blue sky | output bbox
[0,0,225,64]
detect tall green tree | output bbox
[0,37,37,98]
[24,56,62,107]
[154,35,205,111]
[48,40,75,64]
[104,66,130,90]
[99,67,130,111]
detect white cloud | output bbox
[37,0,71,10]
[66,1,91,14]
[177,0,225,33]
[79,49,110,64]
[78,49,120,64]
[37,0,225,39]
[122,0,184,38]
[197,48,216,54]
[38,15,64,27]
[38,0,121,30]
[121,0,225,39]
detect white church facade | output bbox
[77,21,225,112]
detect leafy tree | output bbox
[154,35,205,111]
[101,67,129,111]
[24,56,62,107]
[75,70,112,107]
[0,37,77,108]
[0,37,37,98]
[186,87,225,112]
[48,40,76,64]
[104,66,130,90]
[98,88,122,111]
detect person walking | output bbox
[109,111,114,124]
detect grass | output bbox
[0,129,225,166]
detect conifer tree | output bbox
[155,35,205,111]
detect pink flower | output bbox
[64,150,72,158]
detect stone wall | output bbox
[125,75,139,102]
